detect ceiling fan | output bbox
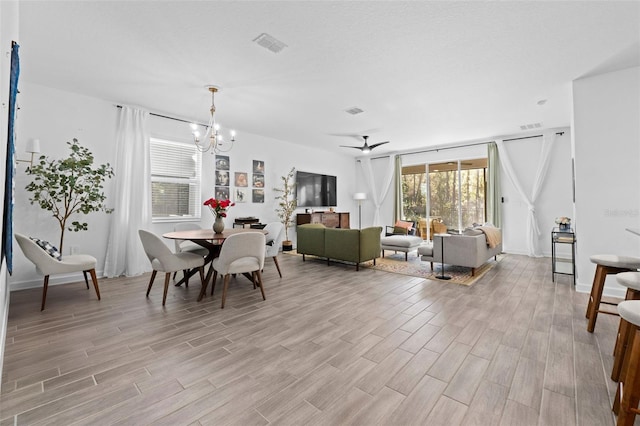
[340,136,390,154]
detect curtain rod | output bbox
[368,131,565,160]
[115,105,207,127]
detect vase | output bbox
[213,216,225,234]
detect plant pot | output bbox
[282,240,293,251]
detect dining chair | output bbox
[14,233,101,311]
[263,222,285,278]
[172,223,209,284]
[138,229,206,306]
[202,231,266,309]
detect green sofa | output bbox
[296,224,382,270]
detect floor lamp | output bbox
[353,193,367,229]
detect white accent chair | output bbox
[202,232,266,309]
[172,223,209,283]
[14,233,100,311]
[138,229,206,306]
[263,222,285,277]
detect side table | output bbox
[551,227,576,285]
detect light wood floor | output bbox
[0,253,625,425]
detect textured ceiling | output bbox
[17,1,640,156]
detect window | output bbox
[429,159,487,230]
[401,164,427,223]
[150,138,202,221]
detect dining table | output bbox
[163,227,268,300]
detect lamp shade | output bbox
[25,139,40,154]
[353,192,367,201]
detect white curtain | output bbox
[104,106,152,277]
[496,132,557,256]
[360,155,395,226]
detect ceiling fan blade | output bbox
[339,145,364,150]
[369,141,390,149]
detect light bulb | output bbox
[190,123,198,131]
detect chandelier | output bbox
[190,86,236,153]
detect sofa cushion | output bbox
[381,235,422,248]
[418,245,433,256]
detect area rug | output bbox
[283,250,498,286]
[361,253,498,286]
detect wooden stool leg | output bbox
[613,290,640,380]
[587,265,607,332]
[617,329,640,425]
[587,265,605,319]
[613,318,632,381]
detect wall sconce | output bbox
[16,139,41,168]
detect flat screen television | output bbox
[296,171,337,207]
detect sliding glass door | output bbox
[429,159,486,231]
[402,158,486,238]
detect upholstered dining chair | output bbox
[172,223,209,283]
[263,222,285,278]
[203,231,266,309]
[14,233,101,311]
[138,229,206,306]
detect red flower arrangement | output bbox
[203,198,235,218]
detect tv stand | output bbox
[297,212,350,229]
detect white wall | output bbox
[573,66,640,297]
[0,0,20,388]
[359,130,573,257]
[10,82,356,290]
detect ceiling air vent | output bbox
[345,107,364,115]
[253,33,287,53]
[519,122,543,131]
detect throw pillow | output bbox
[394,220,414,233]
[30,237,62,261]
[393,226,409,235]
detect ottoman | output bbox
[381,235,423,261]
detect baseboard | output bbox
[575,281,627,299]
[10,269,104,291]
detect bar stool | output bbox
[612,300,640,425]
[612,272,640,381]
[586,255,640,333]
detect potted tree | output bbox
[25,138,114,253]
[274,167,296,251]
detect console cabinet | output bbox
[297,212,350,229]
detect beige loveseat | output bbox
[418,228,502,276]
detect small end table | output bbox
[436,233,451,280]
[551,227,576,285]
